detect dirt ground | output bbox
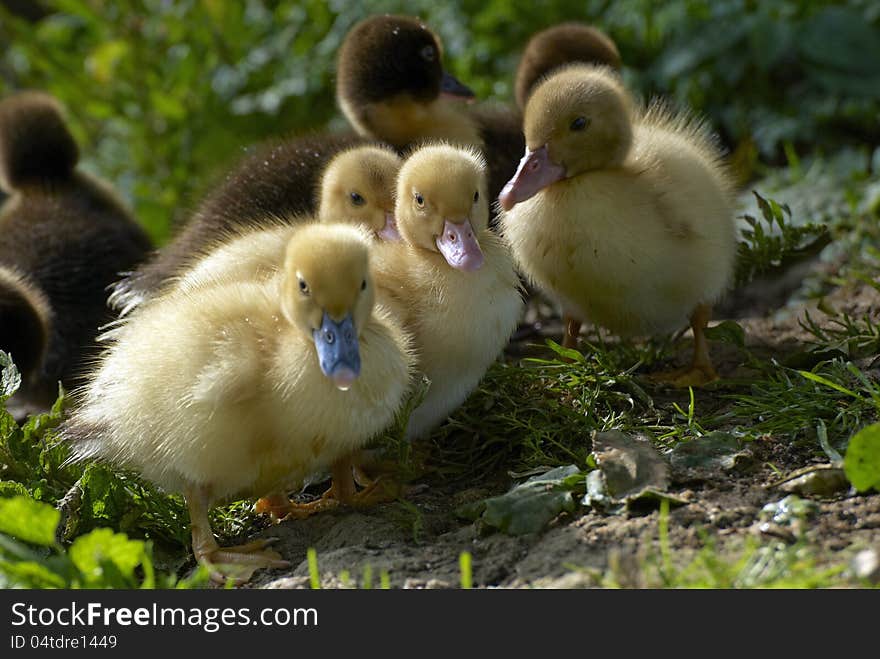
[233,280,880,589]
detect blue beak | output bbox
[313,312,361,391]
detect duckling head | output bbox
[515,23,622,111]
[280,224,375,391]
[337,15,474,143]
[317,145,403,241]
[396,143,488,272]
[499,65,633,211]
[0,90,79,192]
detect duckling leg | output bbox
[255,455,402,520]
[186,486,289,584]
[649,303,719,387]
[688,303,718,382]
[562,315,582,349]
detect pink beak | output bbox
[435,219,484,271]
[498,145,566,211]
[378,211,402,241]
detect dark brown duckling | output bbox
[514,22,622,111]
[336,15,523,207]
[0,91,152,419]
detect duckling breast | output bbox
[501,160,736,336]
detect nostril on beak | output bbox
[324,330,335,344]
[448,232,456,241]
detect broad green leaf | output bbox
[69,528,147,586]
[0,559,67,589]
[464,465,583,536]
[844,423,880,493]
[0,496,60,546]
[704,321,746,349]
[669,432,751,472]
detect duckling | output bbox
[373,143,523,439]
[316,144,403,241]
[337,15,478,150]
[514,22,622,112]
[63,223,415,580]
[499,65,737,386]
[337,14,524,215]
[0,91,151,419]
[169,145,403,299]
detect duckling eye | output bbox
[414,192,425,208]
[473,191,479,204]
[570,116,589,132]
[350,191,365,206]
[298,279,309,296]
[420,45,435,62]
[361,279,367,291]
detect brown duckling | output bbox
[0,91,151,419]
[336,14,524,213]
[63,223,415,582]
[514,22,622,111]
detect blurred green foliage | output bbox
[1,0,879,243]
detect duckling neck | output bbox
[343,94,484,150]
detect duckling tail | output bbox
[0,91,79,192]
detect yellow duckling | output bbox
[316,144,403,241]
[62,223,414,580]
[499,65,737,386]
[374,143,524,439]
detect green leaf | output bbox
[0,496,60,546]
[797,369,859,398]
[68,528,148,587]
[668,432,751,473]
[844,423,880,493]
[545,340,585,364]
[0,559,67,588]
[468,465,583,536]
[704,321,746,349]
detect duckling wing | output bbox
[189,320,264,408]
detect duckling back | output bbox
[0,91,151,418]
